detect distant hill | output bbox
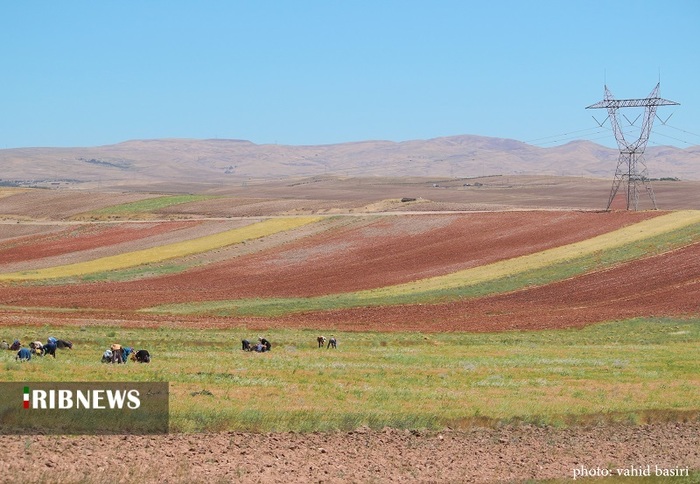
[1,135,699,190]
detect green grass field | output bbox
[78,194,216,217]
[2,317,698,433]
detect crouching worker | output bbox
[56,339,73,350]
[121,346,134,363]
[42,342,58,358]
[29,341,43,355]
[110,344,124,364]
[327,335,337,349]
[131,349,151,363]
[101,349,113,363]
[16,347,32,361]
[242,339,251,351]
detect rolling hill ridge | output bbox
[2,135,699,190]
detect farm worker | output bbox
[16,347,32,361]
[43,342,58,358]
[102,349,113,363]
[30,341,43,354]
[121,347,134,363]
[110,344,123,364]
[327,335,337,349]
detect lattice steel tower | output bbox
[586,83,678,210]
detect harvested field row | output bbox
[0,217,320,281]
[0,221,197,265]
[0,222,66,244]
[0,219,253,274]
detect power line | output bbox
[649,130,697,146]
[525,126,605,144]
[661,123,700,141]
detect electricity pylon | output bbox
[586,83,678,210]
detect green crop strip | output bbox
[82,194,216,215]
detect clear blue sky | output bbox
[2,0,699,149]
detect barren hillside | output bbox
[2,136,699,191]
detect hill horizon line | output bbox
[5,134,699,151]
[2,133,699,188]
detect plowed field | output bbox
[280,239,700,332]
[2,209,694,333]
[0,221,196,265]
[3,423,698,483]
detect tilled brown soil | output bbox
[2,422,698,483]
[282,240,700,332]
[0,221,196,265]
[2,239,696,333]
[0,211,661,312]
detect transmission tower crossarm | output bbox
[586,97,679,109]
[586,82,679,109]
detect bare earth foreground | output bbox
[2,422,699,483]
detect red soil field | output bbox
[0,221,195,265]
[0,211,660,314]
[283,239,700,332]
[0,231,695,332]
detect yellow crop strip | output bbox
[357,210,700,300]
[0,217,321,281]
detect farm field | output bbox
[1,320,699,482]
[1,186,699,482]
